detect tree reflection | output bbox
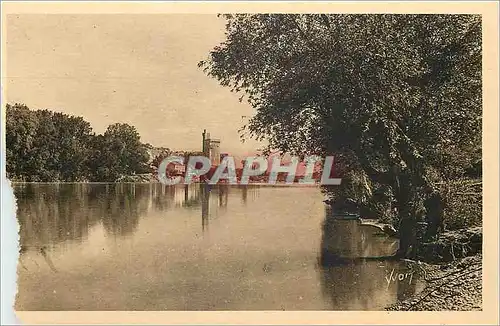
[181,184,203,209]
[99,184,149,237]
[15,183,153,249]
[318,210,418,310]
[241,186,248,204]
[15,183,101,250]
[15,183,262,248]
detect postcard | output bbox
[1,1,498,325]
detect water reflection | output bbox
[15,183,258,251]
[318,214,423,310]
[16,183,100,249]
[15,184,422,311]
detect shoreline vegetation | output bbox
[198,14,482,268]
[386,253,482,311]
[6,103,152,183]
[7,14,483,311]
[6,103,321,185]
[6,103,482,311]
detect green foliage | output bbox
[99,123,150,180]
[441,179,482,230]
[6,104,150,182]
[6,104,93,182]
[5,104,38,180]
[200,14,482,256]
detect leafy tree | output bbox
[6,105,150,183]
[200,14,481,257]
[6,104,93,181]
[150,148,173,171]
[30,109,61,181]
[50,111,93,181]
[5,104,38,181]
[87,134,110,181]
[88,123,150,182]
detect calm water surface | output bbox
[15,183,423,310]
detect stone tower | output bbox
[202,130,221,165]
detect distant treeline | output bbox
[6,103,151,182]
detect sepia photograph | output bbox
[1,1,499,325]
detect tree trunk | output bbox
[393,171,419,259]
[396,206,417,258]
[424,192,444,240]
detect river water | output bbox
[14,183,423,311]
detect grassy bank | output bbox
[386,226,482,311]
[386,253,482,311]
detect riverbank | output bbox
[386,227,483,311]
[386,253,482,311]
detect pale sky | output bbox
[6,14,263,155]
